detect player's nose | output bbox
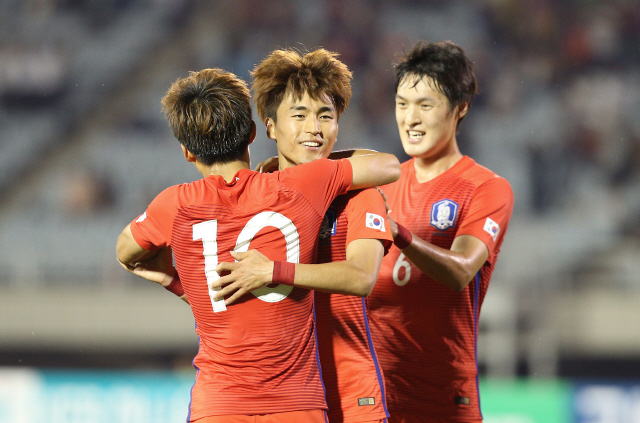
[404,105,421,126]
[304,116,321,135]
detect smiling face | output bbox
[395,75,467,161]
[268,91,338,169]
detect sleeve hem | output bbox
[129,220,160,251]
[455,230,494,259]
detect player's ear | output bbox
[456,102,469,121]
[248,121,256,145]
[265,118,276,141]
[181,144,197,163]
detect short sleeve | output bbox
[345,188,393,253]
[280,158,353,216]
[129,186,180,251]
[456,177,514,259]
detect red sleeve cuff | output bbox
[394,223,413,249]
[165,273,185,297]
[272,261,295,286]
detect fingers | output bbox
[119,261,134,272]
[212,281,239,301]
[376,187,391,213]
[254,159,269,172]
[230,250,266,262]
[254,156,278,173]
[131,265,149,275]
[217,251,252,268]
[216,261,238,273]
[223,289,247,306]
[211,280,252,305]
[209,273,235,289]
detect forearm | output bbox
[211,241,384,304]
[400,239,476,292]
[274,238,384,296]
[288,261,375,297]
[348,152,401,189]
[391,223,487,292]
[328,149,381,159]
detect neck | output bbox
[413,144,463,183]
[196,151,251,182]
[277,153,297,171]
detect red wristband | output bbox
[165,273,185,297]
[272,261,295,286]
[394,223,413,249]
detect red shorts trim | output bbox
[388,411,480,423]
[192,409,327,423]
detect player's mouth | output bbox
[406,130,425,143]
[300,140,323,148]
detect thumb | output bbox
[230,250,247,260]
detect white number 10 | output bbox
[192,211,300,313]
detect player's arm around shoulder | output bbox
[343,150,401,190]
[210,241,385,306]
[209,190,390,305]
[277,186,390,296]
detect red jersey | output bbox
[129,159,353,421]
[315,188,392,423]
[368,157,514,422]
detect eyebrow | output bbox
[289,105,335,113]
[395,94,436,103]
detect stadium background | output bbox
[1,0,639,421]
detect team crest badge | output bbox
[430,199,458,231]
[320,209,337,240]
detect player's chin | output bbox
[403,141,434,158]
[300,150,328,164]
[401,144,424,157]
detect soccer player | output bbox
[367,41,515,423]
[209,48,392,423]
[115,68,400,423]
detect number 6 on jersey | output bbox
[393,253,411,286]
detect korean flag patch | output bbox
[483,217,500,241]
[366,213,386,232]
[136,211,147,223]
